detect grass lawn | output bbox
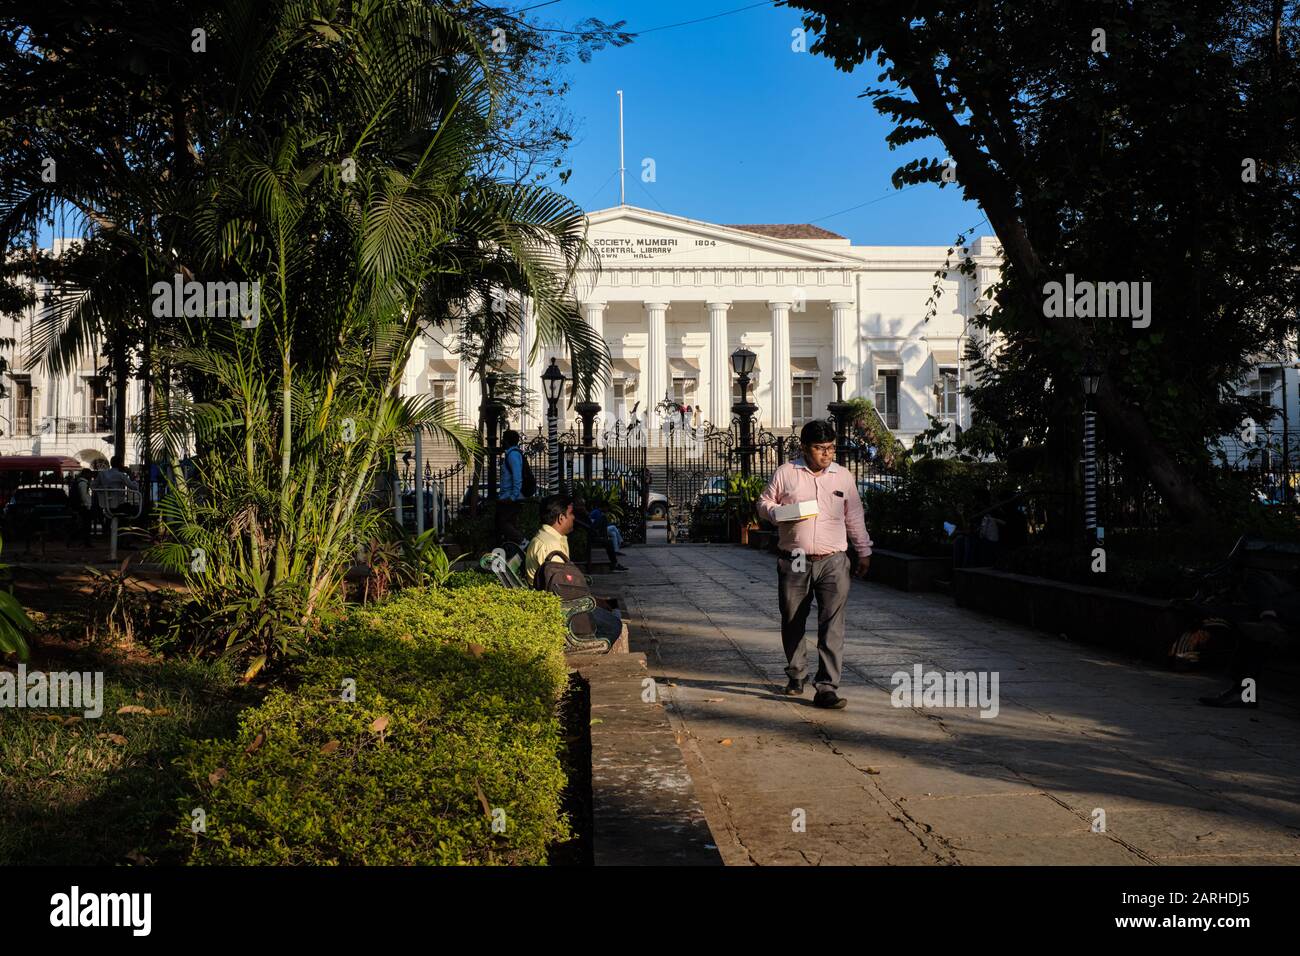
[0,599,259,865]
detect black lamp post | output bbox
[731,346,758,479]
[575,377,601,483]
[1081,356,1101,542]
[827,368,850,460]
[542,358,565,494]
[482,372,505,501]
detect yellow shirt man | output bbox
[524,522,570,585]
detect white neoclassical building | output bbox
[13,210,1291,468]
[0,239,140,466]
[405,205,1006,444]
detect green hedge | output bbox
[177,582,571,865]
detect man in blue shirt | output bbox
[495,429,525,546]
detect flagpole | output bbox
[617,89,625,206]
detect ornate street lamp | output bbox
[542,358,565,493]
[731,347,758,478]
[827,369,850,460]
[481,372,505,500]
[575,374,602,483]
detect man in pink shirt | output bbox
[757,420,872,709]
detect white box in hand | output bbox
[773,499,818,522]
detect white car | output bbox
[646,491,669,520]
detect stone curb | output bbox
[573,652,722,866]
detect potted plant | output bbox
[726,474,766,546]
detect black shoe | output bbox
[1199,687,1259,709]
[609,564,629,573]
[813,691,847,709]
[782,677,806,696]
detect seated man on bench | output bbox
[525,493,624,643]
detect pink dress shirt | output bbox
[757,461,873,557]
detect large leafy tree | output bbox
[791,0,1300,522]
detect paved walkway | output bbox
[618,534,1300,865]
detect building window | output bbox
[792,378,814,424]
[671,377,697,409]
[875,370,900,430]
[13,376,32,436]
[431,380,452,405]
[936,367,959,420]
[87,376,110,430]
[1250,367,1281,412]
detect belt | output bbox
[778,550,841,562]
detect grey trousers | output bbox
[777,551,850,692]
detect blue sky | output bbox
[541,0,989,245]
[37,1,989,248]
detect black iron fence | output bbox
[390,417,649,544]
[558,419,648,545]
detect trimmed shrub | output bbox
[177,583,571,865]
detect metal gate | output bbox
[558,420,647,545]
[664,421,810,543]
[663,420,739,543]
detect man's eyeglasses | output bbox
[808,443,836,454]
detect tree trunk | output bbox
[876,31,1215,523]
[112,337,129,464]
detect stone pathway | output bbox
[618,534,1300,865]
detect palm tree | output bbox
[131,0,603,671]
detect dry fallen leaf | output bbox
[370,716,389,733]
[208,767,227,786]
[319,740,340,755]
[244,733,265,754]
[115,705,151,715]
[719,738,733,746]
[150,707,171,717]
[97,733,128,746]
[63,716,83,726]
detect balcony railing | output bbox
[39,415,114,435]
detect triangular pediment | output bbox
[583,206,860,268]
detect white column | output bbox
[457,334,480,427]
[769,300,792,431]
[521,297,546,434]
[831,301,856,393]
[707,301,730,425]
[583,301,607,417]
[644,301,668,432]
